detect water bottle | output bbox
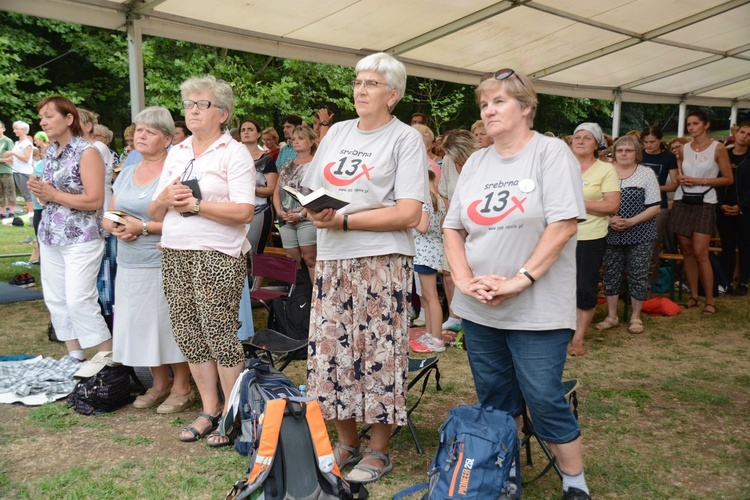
[299,384,307,397]
[12,261,34,269]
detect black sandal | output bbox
[179,413,221,442]
[702,303,717,316]
[206,425,239,448]
[681,297,699,309]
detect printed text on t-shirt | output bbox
[324,156,375,187]
[468,189,527,226]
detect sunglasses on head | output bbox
[480,68,526,87]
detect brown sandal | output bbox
[681,297,699,309]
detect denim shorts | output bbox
[462,319,581,444]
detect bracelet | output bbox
[342,214,349,232]
[701,178,707,186]
[519,267,536,284]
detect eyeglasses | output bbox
[351,79,387,89]
[181,159,195,182]
[182,100,220,111]
[669,145,681,152]
[480,68,526,87]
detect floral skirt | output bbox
[307,254,412,426]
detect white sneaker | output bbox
[412,310,426,327]
[417,333,445,353]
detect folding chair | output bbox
[241,328,308,372]
[249,252,298,310]
[520,379,579,484]
[359,356,442,454]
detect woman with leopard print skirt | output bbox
[149,75,255,447]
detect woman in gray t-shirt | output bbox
[303,52,427,484]
[443,70,591,499]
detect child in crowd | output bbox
[410,171,447,353]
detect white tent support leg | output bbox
[730,102,738,131]
[678,100,687,137]
[612,90,622,138]
[127,13,145,122]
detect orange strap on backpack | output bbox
[246,398,285,484]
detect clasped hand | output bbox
[609,215,631,231]
[455,274,525,306]
[28,175,56,204]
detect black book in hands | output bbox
[282,186,349,212]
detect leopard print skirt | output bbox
[307,254,412,426]
[161,248,246,367]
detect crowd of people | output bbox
[8,49,749,500]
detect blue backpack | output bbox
[233,358,302,456]
[394,404,521,499]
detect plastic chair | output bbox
[359,356,442,454]
[520,379,579,484]
[249,252,298,310]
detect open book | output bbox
[282,186,349,212]
[103,210,130,225]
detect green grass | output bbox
[27,402,77,431]
[1,247,750,498]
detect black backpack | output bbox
[267,267,312,360]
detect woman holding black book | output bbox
[273,124,318,281]
[148,75,255,446]
[302,52,427,484]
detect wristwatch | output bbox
[298,212,306,221]
[141,222,148,236]
[193,199,201,214]
[320,121,330,127]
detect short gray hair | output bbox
[134,106,175,139]
[12,121,30,133]
[475,70,537,128]
[355,52,407,109]
[180,75,234,124]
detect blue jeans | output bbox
[463,319,580,444]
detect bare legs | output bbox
[179,359,244,441]
[334,418,392,474]
[284,245,317,282]
[442,270,460,325]
[678,232,714,307]
[418,273,442,341]
[569,307,595,354]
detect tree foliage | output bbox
[7,11,720,147]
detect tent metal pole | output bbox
[611,90,622,138]
[730,101,738,131]
[127,13,145,122]
[678,100,687,137]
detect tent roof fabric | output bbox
[7,0,750,107]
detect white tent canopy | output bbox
[5,0,750,132]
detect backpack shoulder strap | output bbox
[303,400,342,478]
[246,398,286,485]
